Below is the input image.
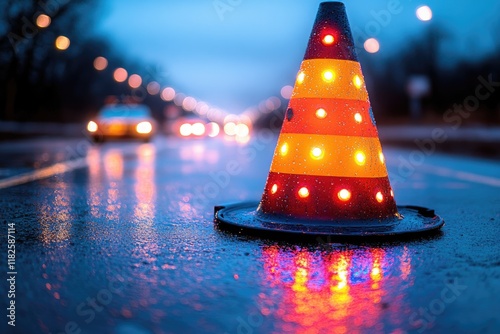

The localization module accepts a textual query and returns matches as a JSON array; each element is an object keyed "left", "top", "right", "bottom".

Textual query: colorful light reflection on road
[{"left": 260, "top": 246, "right": 413, "bottom": 333}]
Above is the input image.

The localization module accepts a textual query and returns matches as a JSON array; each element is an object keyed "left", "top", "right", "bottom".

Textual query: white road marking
[
  {"left": 0, "top": 157, "right": 88, "bottom": 190},
  {"left": 418, "top": 164, "right": 500, "bottom": 188}
]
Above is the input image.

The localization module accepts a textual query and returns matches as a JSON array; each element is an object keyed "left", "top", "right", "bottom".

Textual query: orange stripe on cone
[
  {"left": 270, "top": 133, "right": 387, "bottom": 178},
  {"left": 292, "top": 59, "right": 368, "bottom": 101}
]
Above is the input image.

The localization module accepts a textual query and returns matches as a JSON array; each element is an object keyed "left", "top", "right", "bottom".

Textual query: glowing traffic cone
[{"left": 214, "top": 2, "right": 444, "bottom": 237}]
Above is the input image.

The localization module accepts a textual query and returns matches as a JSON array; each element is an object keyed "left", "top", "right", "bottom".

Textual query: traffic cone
[{"left": 214, "top": 1, "right": 444, "bottom": 238}]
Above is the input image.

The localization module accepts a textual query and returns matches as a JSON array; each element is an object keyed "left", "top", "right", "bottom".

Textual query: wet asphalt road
[{"left": 0, "top": 135, "right": 499, "bottom": 334}]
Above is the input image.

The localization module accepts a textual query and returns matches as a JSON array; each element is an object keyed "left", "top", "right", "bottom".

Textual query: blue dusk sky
[{"left": 95, "top": 0, "right": 500, "bottom": 113}]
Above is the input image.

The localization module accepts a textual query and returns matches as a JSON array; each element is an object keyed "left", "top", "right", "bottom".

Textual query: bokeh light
[
  {"left": 174, "top": 93, "right": 185, "bottom": 106},
  {"left": 113, "top": 68, "right": 128, "bottom": 83},
  {"left": 235, "top": 123, "right": 250, "bottom": 137},
  {"left": 182, "top": 97, "right": 197, "bottom": 111},
  {"left": 416, "top": 5, "right": 433, "bottom": 21},
  {"left": 207, "top": 122, "right": 220, "bottom": 137},
  {"left": 191, "top": 123, "right": 205, "bottom": 136},
  {"left": 36, "top": 14, "right": 51, "bottom": 28},
  {"left": 136, "top": 121, "right": 152, "bottom": 134},
  {"left": 146, "top": 82, "right": 160, "bottom": 95},
  {"left": 161, "top": 87, "right": 176, "bottom": 101},
  {"left": 93, "top": 56, "right": 108, "bottom": 71},
  {"left": 87, "top": 121, "right": 98, "bottom": 133},
  {"left": 224, "top": 122, "right": 237, "bottom": 136},
  {"left": 280, "top": 85, "right": 294, "bottom": 99},
  {"left": 179, "top": 123, "right": 192, "bottom": 137},
  {"left": 128, "top": 74, "right": 142, "bottom": 88},
  {"left": 55, "top": 36, "right": 70, "bottom": 50},
  {"left": 364, "top": 38, "right": 380, "bottom": 53}
]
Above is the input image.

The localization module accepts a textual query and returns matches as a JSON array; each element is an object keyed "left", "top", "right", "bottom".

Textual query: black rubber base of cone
[{"left": 214, "top": 202, "right": 444, "bottom": 240}]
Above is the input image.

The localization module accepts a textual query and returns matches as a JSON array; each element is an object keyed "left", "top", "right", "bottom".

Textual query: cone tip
[{"left": 319, "top": 1, "right": 346, "bottom": 9}]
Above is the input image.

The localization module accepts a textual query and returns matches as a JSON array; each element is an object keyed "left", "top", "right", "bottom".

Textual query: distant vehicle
[{"left": 87, "top": 104, "right": 157, "bottom": 142}]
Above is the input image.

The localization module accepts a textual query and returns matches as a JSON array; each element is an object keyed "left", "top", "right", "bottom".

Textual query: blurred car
[{"left": 87, "top": 104, "right": 157, "bottom": 142}]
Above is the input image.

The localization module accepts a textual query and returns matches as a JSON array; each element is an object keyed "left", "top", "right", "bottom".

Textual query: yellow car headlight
[
  {"left": 87, "top": 121, "right": 98, "bottom": 132},
  {"left": 136, "top": 121, "right": 152, "bottom": 134}
]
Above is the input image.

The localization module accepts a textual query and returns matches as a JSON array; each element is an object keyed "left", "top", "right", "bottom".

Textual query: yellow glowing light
[
  {"left": 113, "top": 68, "right": 128, "bottom": 82},
  {"left": 322, "top": 34, "right": 335, "bottom": 45},
  {"left": 379, "top": 152, "right": 385, "bottom": 163},
  {"left": 36, "top": 14, "right": 51, "bottom": 28},
  {"left": 191, "top": 122, "right": 205, "bottom": 136},
  {"left": 310, "top": 147, "right": 324, "bottom": 160},
  {"left": 87, "top": 121, "right": 98, "bottom": 133},
  {"left": 128, "top": 74, "right": 142, "bottom": 89},
  {"left": 297, "top": 71, "right": 305, "bottom": 84},
  {"left": 364, "top": 38, "right": 380, "bottom": 53},
  {"left": 315, "top": 108, "right": 327, "bottom": 119},
  {"left": 376, "top": 191, "right": 384, "bottom": 203},
  {"left": 337, "top": 189, "right": 351, "bottom": 202},
  {"left": 298, "top": 187, "right": 309, "bottom": 198},
  {"left": 280, "top": 143, "right": 289, "bottom": 156},
  {"left": 322, "top": 70, "right": 335, "bottom": 83},
  {"left": 235, "top": 123, "right": 250, "bottom": 137},
  {"left": 136, "top": 121, "right": 152, "bottom": 134},
  {"left": 224, "top": 122, "right": 237, "bottom": 136},
  {"left": 93, "top": 56, "right": 108, "bottom": 71},
  {"left": 354, "top": 151, "right": 366, "bottom": 166},
  {"left": 390, "top": 189, "right": 394, "bottom": 197},
  {"left": 353, "top": 75, "right": 363, "bottom": 89},
  {"left": 179, "top": 123, "right": 192, "bottom": 137},
  {"left": 271, "top": 184, "right": 278, "bottom": 194},
  {"left": 55, "top": 35, "right": 70, "bottom": 50},
  {"left": 416, "top": 5, "right": 433, "bottom": 21},
  {"left": 354, "top": 112, "right": 363, "bottom": 123}
]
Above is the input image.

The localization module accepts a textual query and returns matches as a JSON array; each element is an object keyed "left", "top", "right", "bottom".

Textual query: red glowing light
[
  {"left": 322, "top": 34, "right": 335, "bottom": 45},
  {"left": 298, "top": 187, "right": 309, "bottom": 198},
  {"left": 338, "top": 189, "right": 351, "bottom": 201}
]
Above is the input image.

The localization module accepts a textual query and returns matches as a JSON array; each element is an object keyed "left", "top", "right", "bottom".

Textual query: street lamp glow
[
  {"left": 364, "top": 38, "right": 380, "bottom": 53},
  {"left": 55, "top": 36, "right": 70, "bottom": 50},
  {"left": 128, "top": 74, "right": 142, "bottom": 88},
  {"left": 36, "top": 14, "right": 51, "bottom": 28},
  {"left": 161, "top": 87, "right": 176, "bottom": 101},
  {"left": 416, "top": 5, "right": 433, "bottom": 21},
  {"left": 113, "top": 68, "right": 128, "bottom": 83},
  {"left": 93, "top": 57, "right": 108, "bottom": 71},
  {"left": 280, "top": 85, "right": 293, "bottom": 99},
  {"left": 146, "top": 82, "right": 160, "bottom": 95}
]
